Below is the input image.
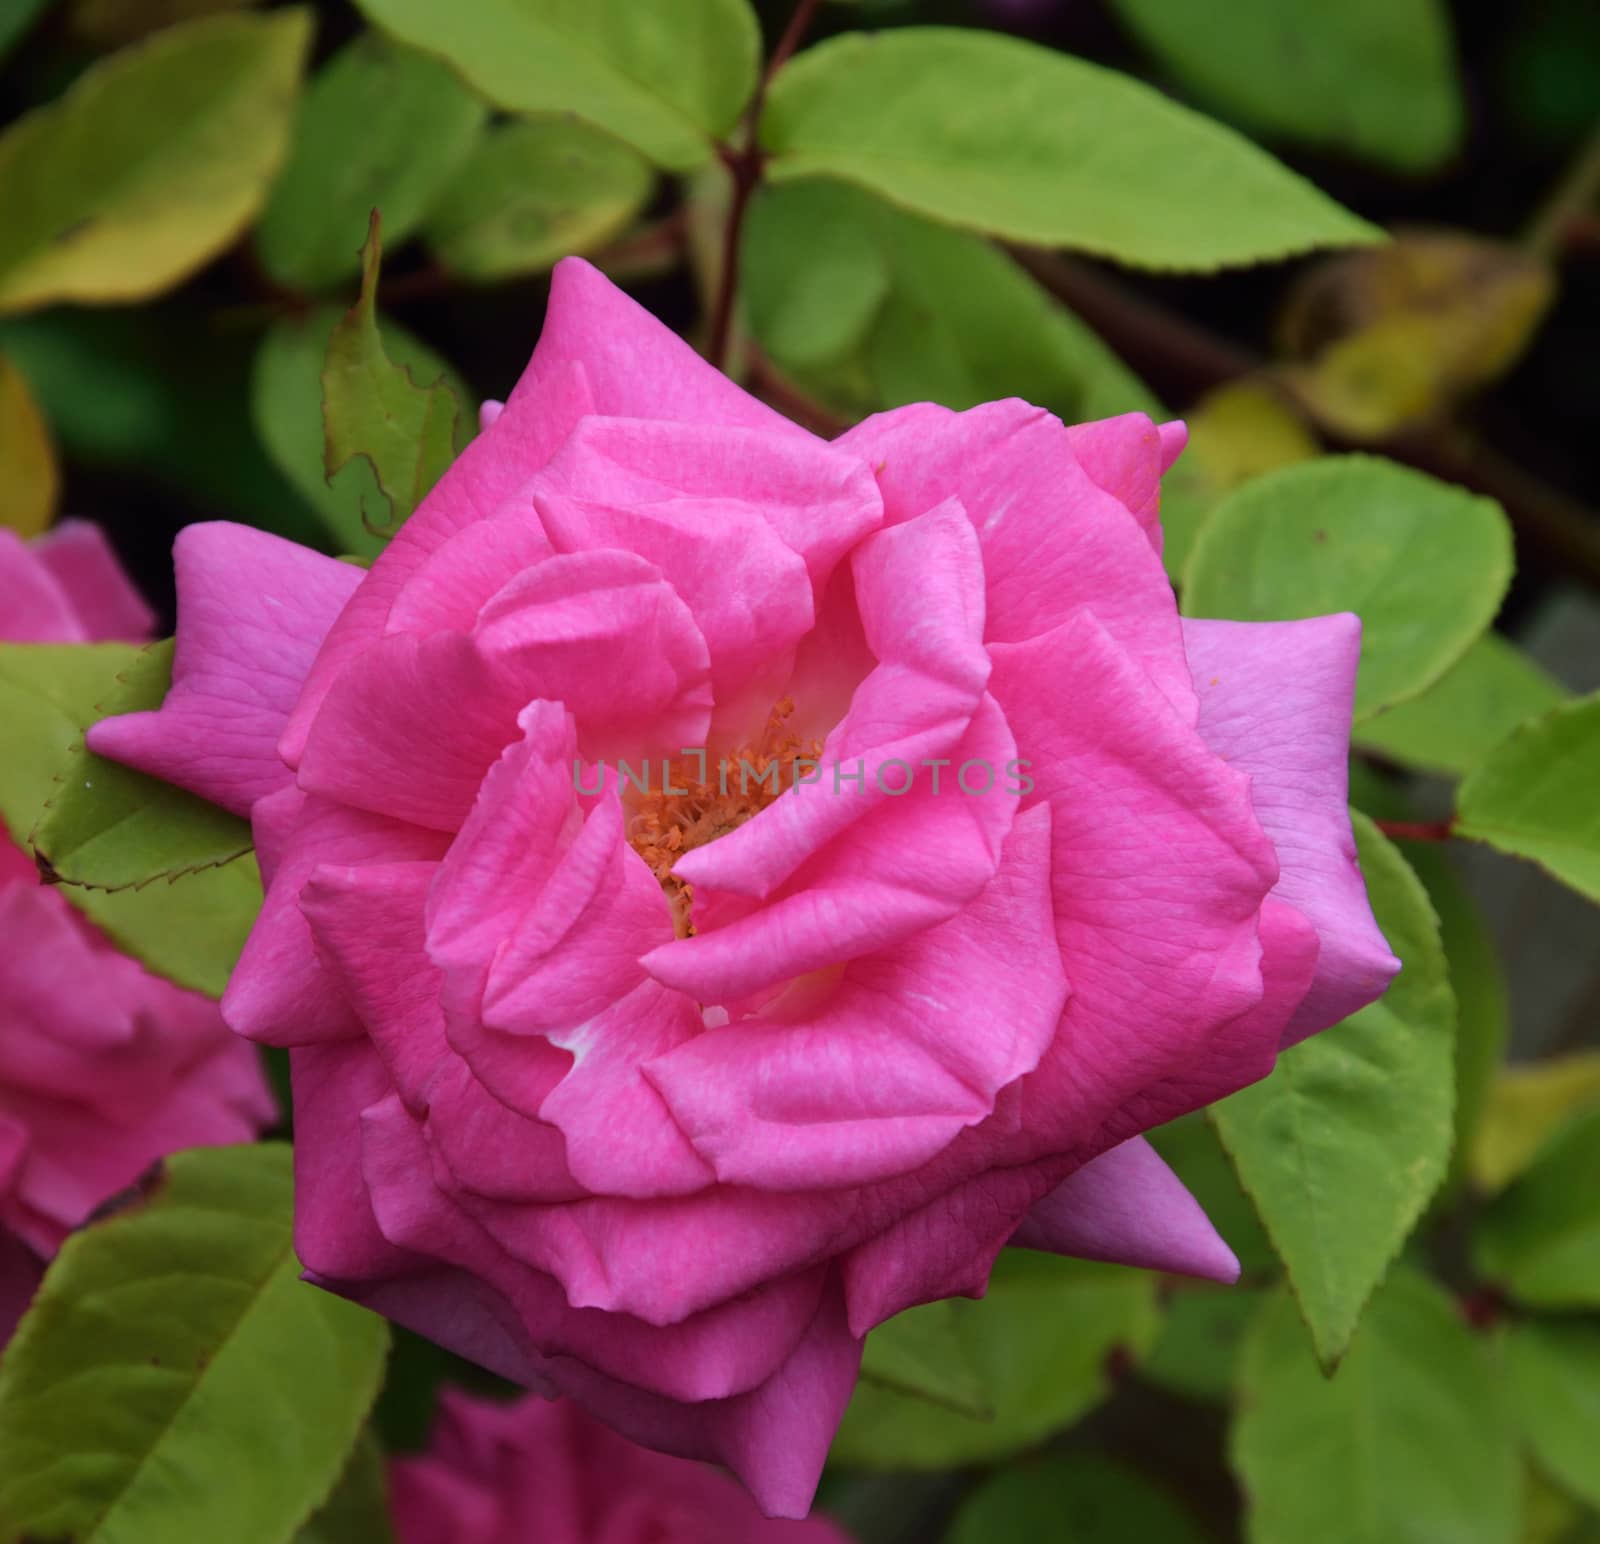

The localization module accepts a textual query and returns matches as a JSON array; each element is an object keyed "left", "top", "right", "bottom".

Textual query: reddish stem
[
  {"left": 1373, "top": 818, "right": 1456, "bottom": 843},
  {"left": 706, "top": 0, "right": 823, "bottom": 371}
]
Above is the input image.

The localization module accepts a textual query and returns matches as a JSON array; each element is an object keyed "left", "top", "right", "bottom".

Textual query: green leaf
[
  {"left": 423, "top": 114, "right": 653, "bottom": 282},
  {"left": 1356, "top": 633, "right": 1568, "bottom": 778},
  {"left": 857, "top": 1297, "right": 989, "bottom": 1418},
  {"left": 1406, "top": 843, "right": 1510, "bottom": 1197},
  {"left": 73, "top": 857, "right": 263, "bottom": 999},
  {"left": 1456, "top": 693, "right": 1600, "bottom": 903},
  {"left": 27, "top": 639, "right": 253, "bottom": 889},
  {"left": 0, "top": 1145, "right": 390, "bottom": 1544},
  {"left": 1506, "top": 1318, "right": 1600, "bottom": 1512},
  {"left": 0, "top": 640, "right": 260, "bottom": 995},
  {"left": 256, "top": 32, "right": 486, "bottom": 293},
  {"left": 1210, "top": 814, "right": 1455, "bottom": 1368},
  {"left": 0, "top": 641, "right": 139, "bottom": 848},
  {"left": 322, "top": 213, "right": 467, "bottom": 541},
  {"left": 351, "top": 0, "right": 759, "bottom": 170},
  {"left": 1473, "top": 1053, "right": 1600, "bottom": 1194},
  {"left": 0, "top": 9, "right": 312, "bottom": 314},
  {"left": 295, "top": 1427, "right": 394, "bottom": 1544},
  {"left": 0, "top": 352, "right": 58, "bottom": 536},
  {"left": 1182, "top": 456, "right": 1513, "bottom": 722},
  {"left": 743, "top": 178, "right": 1163, "bottom": 425},
  {"left": 829, "top": 1254, "right": 1160, "bottom": 1469},
  {"left": 1475, "top": 1106, "right": 1600, "bottom": 1309},
  {"left": 759, "top": 28, "right": 1380, "bottom": 271},
  {"left": 253, "top": 302, "right": 470, "bottom": 557},
  {"left": 1232, "top": 1270, "right": 1520, "bottom": 1544},
  {"left": 948, "top": 1454, "right": 1207, "bottom": 1544},
  {"left": 1107, "top": 0, "right": 1463, "bottom": 173},
  {"left": 1141, "top": 1286, "right": 1263, "bottom": 1403}
]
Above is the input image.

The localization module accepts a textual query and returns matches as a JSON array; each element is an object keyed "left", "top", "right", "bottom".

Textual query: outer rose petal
[
  {"left": 988, "top": 608, "right": 1282, "bottom": 1139},
  {"left": 1010, "top": 1135, "right": 1239, "bottom": 1283},
  {"left": 0, "top": 1226, "right": 43, "bottom": 1346},
  {"left": 836, "top": 399, "right": 1196, "bottom": 720},
  {"left": 87, "top": 523, "right": 363, "bottom": 817},
  {"left": 31, "top": 519, "right": 155, "bottom": 640},
  {"left": 1181, "top": 616, "right": 1400, "bottom": 1041}
]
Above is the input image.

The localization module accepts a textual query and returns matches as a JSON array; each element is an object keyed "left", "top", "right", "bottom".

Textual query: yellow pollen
[{"left": 626, "top": 698, "right": 823, "bottom": 938}]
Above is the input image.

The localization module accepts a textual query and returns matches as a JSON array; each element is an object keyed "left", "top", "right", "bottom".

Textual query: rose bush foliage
[
  {"left": 90, "top": 260, "right": 1396, "bottom": 1514},
  {"left": 0, "top": 522, "right": 277, "bottom": 1342}
]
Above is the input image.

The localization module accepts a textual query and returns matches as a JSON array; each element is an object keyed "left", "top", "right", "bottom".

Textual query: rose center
[{"left": 625, "top": 697, "right": 823, "bottom": 938}]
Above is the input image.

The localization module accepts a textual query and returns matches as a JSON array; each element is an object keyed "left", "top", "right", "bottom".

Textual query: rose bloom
[
  {"left": 0, "top": 521, "right": 277, "bottom": 1341},
  {"left": 391, "top": 1390, "right": 849, "bottom": 1543},
  {"left": 92, "top": 261, "right": 1396, "bottom": 1515}
]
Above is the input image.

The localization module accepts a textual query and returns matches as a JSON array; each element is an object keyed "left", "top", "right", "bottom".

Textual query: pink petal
[
  {"left": 540, "top": 1277, "right": 861, "bottom": 1520},
  {"left": 988, "top": 608, "right": 1282, "bottom": 1138},
  {"left": 299, "top": 860, "right": 448, "bottom": 1111},
  {"left": 472, "top": 549, "right": 713, "bottom": 761},
  {"left": 223, "top": 792, "right": 447, "bottom": 1046},
  {"left": 1064, "top": 412, "right": 1168, "bottom": 548},
  {"left": 665, "top": 498, "right": 990, "bottom": 906},
  {"left": 87, "top": 524, "right": 363, "bottom": 817},
  {"left": 359, "top": 1092, "right": 844, "bottom": 1406},
  {"left": 1010, "top": 1135, "right": 1239, "bottom": 1283},
  {"left": 1181, "top": 617, "right": 1399, "bottom": 1042},
  {"left": 838, "top": 399, "right": 1196, "bottom": 720},
  {"left": 31, "top": 519, "right": 154, "bottom": 641},
  {"left": 525, "top": 413, "right": 881, "bottom": 595},
  {"left": 384, "top": 511, "right": 554, "bottom": 640},
  {"left": 533, "top": 490, "right": 814, "bottom": 733},
  {"left": 647, "top": 803, "right": 1066, "bottom": 1190},
  {"left": 841, "top": 1148, "right": 1079, "bottom": 1334},
  {"left": 521, "top": 257, "right": 815, "bottom": 441},
  {"left": 0, "top": 528, "right": 84, "bottom": 641},
  {"left": 476, "top": 798, "right": 710, "bottom": 1199}
]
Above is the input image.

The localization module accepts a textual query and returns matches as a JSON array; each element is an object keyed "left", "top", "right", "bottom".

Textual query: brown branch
[
  {"left": 1524, "top": 119, "right": 1600, "bottom": 260},
  {"left": 1012, "top": 246, "right": 1600, "bottom": 591},
  {"left": 707, "top": 0, "right": 823, "bottom": 370}
]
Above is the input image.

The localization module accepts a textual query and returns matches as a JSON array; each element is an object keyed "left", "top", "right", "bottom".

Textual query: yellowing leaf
[
  {"left": 0, "top": 10, "right": 312, "bottom": 314},
  {"left": 0, "top": 354, "right": 58, "bottom": 535},
  {"left": 1280, "top": 232, "right": 1554, "bottom": 441}
]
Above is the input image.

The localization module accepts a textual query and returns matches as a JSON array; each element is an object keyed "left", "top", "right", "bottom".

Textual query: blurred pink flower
[
  {"left": 391, "top": 1390, "right": 850, "bottom": 1544},
  {"left": 91, "top": 260, "right": 1396, "bottom": 1514},
  {"left": 0, "top": 521, "right": 277, "bottom": 1342}
]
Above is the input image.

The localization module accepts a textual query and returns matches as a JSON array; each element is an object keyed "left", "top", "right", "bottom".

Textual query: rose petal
[
  {"left": 1181, "top": 616, "right": 1399, "bottom": 1042},
  {"left": 87, "top": 523, "right": 363, "bottom": 816}
]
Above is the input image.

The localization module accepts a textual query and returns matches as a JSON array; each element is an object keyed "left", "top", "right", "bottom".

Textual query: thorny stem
[
  {"left": 707, "top": 0, "right": 823, "bottom": 370},
  {"left": 1373, "top": 818, "right": 1457, "bottom": 844}
]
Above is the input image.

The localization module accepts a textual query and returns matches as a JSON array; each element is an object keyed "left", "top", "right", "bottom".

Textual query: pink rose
[
  {"left": 0, "top": 522, "right": 277, "bottom": 1342},
  {"left": 391, "top": 1390, "right": 850, "bottom": 1544},
  {"left": 91, "top": 260, "right": 1397, "bottom": 1515}
]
